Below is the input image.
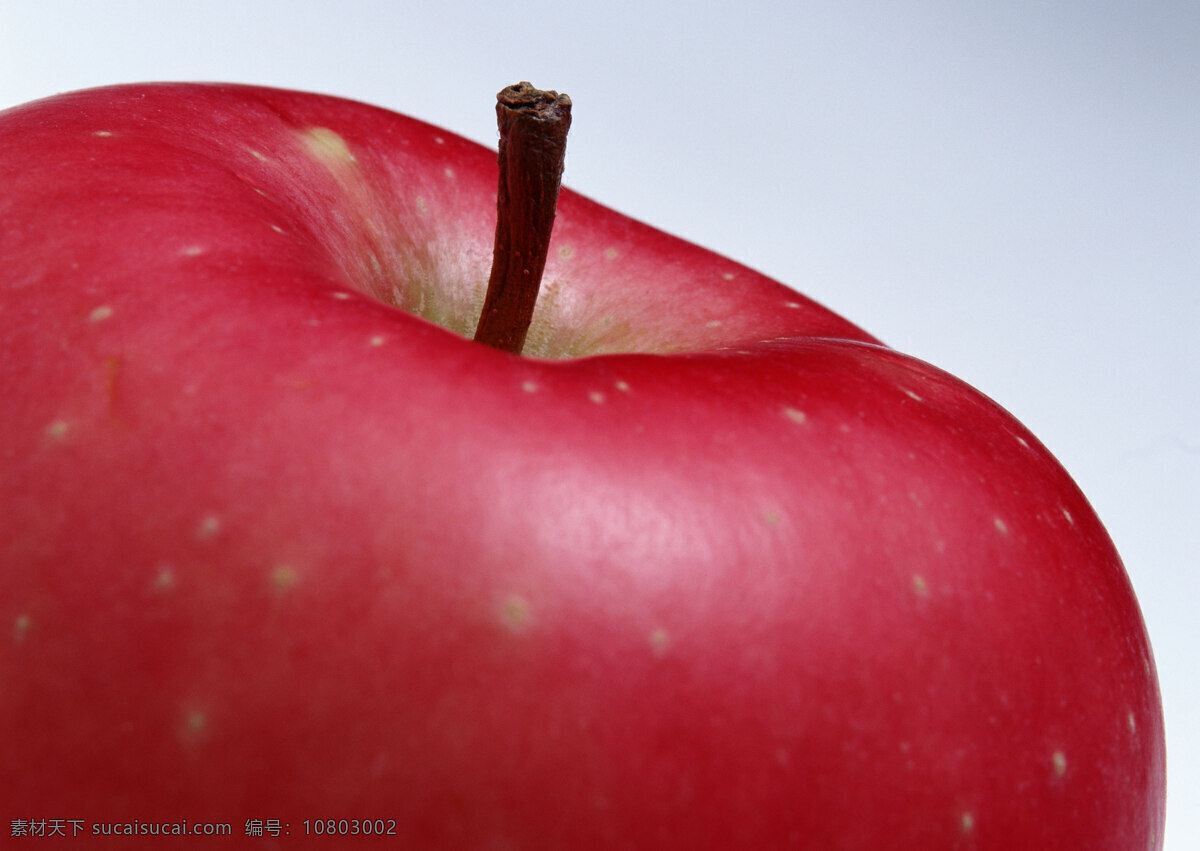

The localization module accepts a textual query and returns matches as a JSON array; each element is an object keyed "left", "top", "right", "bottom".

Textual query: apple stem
[{"left": 473, "top": 82, "right": 572, "bottom": 354}]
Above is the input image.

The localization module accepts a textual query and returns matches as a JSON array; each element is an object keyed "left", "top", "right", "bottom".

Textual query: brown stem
[{"left": 473, "top": 82, "right": 572, "bottom": 354}]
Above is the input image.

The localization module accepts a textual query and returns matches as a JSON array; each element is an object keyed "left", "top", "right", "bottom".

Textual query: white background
[{"left": 3, "top": 1, "right": 1196, "bottom": 845}]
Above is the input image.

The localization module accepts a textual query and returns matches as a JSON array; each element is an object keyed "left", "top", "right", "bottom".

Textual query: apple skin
[{"left": 0, "top": 83, "right": 1164, "bottom": 848}]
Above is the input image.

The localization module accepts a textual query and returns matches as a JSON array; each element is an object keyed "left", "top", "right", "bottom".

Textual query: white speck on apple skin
[
  {"left": 784, "top": 408, "right": 807, "bottom": 425},
  {"left": 614, "top": 380, "right": 631, "bottom": 393},
  {"left": 911, "top": 575, "right": 929, "bottom": 597},
  {"left": 13, "top": 613, "right": 32, "bottom": 643},
  {"left": 248, "top": 148, "right": 267, "bottom": 162},
  {"left": 784, "top": 301, "right": 802, "bottom": 309},
  {"left": 705, "top": 320, "right": 723, "bottom": 329},
  {"left": 1128, "top": 711, "right": 1137, "bottom": 734},
  {"left": 92, "top": 130, "right": 113, "bottom": 138},
  {"left": 45, "top": 420, "right": 70, "bottom": 441},
  {"left": 271, "top": 565, "right": 299, "bottom": 592},
  {"left": 369, "top": 335, "right": 386, "bottom": 347},
  {"left": 443, "top": 167, "right": 455, "bottom": 179},
  {"left": 88, "top": 305, "right": 113, "bottom": 322},
  {"left": 589, "top": 391, "right": 605, "bottom": 405},
  {"left": 603, "top": 247, "right": 618, "bottom": 260},
  {"left": 181, "top": 710, "right": 208, "bottom": 742},
  {"left": 1062, "top": 508, "right": 1074, "bottom": 525},
  {"left": 180, "top": 245, "right": 204, "bottom": 257},
  {"left": 331, "top": 291, "right": 353, "bottom": 301},
  {"left": 960, "top": 812, "right": 975, "bottom": 833},
  {"left": 152, "top": 565, "right": 176, "bottom": 592},
  {"left": 558, "top": 245, "right": 574, "bottom": 260},
  {"left": 521, "top": 381, "right": 538, "bottom": 393},
  {"left": 993, "top": 517, "right": 1009, "bottom": 535},
  {"left": 650, "top": 628, "right": 670, "bottom": 656},
  {"left": 721, "top": 272, "right": 736, "bottom": 281},
  {"left": 1052, "top": 750, "right": 1068, "bottom": 777},
  {"left": 196, "top": 515, "right": 221, "bottom": 540},
  {"left": 499, "top": 595, "right": 533, "bottom": 633},
  {"left": 902, "top": 388, "right": 923, "bottom": 402}
]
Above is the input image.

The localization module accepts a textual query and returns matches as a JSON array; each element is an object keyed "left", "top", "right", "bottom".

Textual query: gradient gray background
[{"left": 3, "top": 1, "right": 1195, "bottom": 845}]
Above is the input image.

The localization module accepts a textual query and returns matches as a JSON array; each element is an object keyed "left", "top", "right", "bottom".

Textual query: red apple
[{"left": 0, "top": 83, "right": 1164, "bottom": 848}]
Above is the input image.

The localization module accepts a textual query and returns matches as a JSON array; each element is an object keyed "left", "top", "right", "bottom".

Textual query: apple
[{"left": 0, "top": 82, "right": 1164, "bottom": 848}]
